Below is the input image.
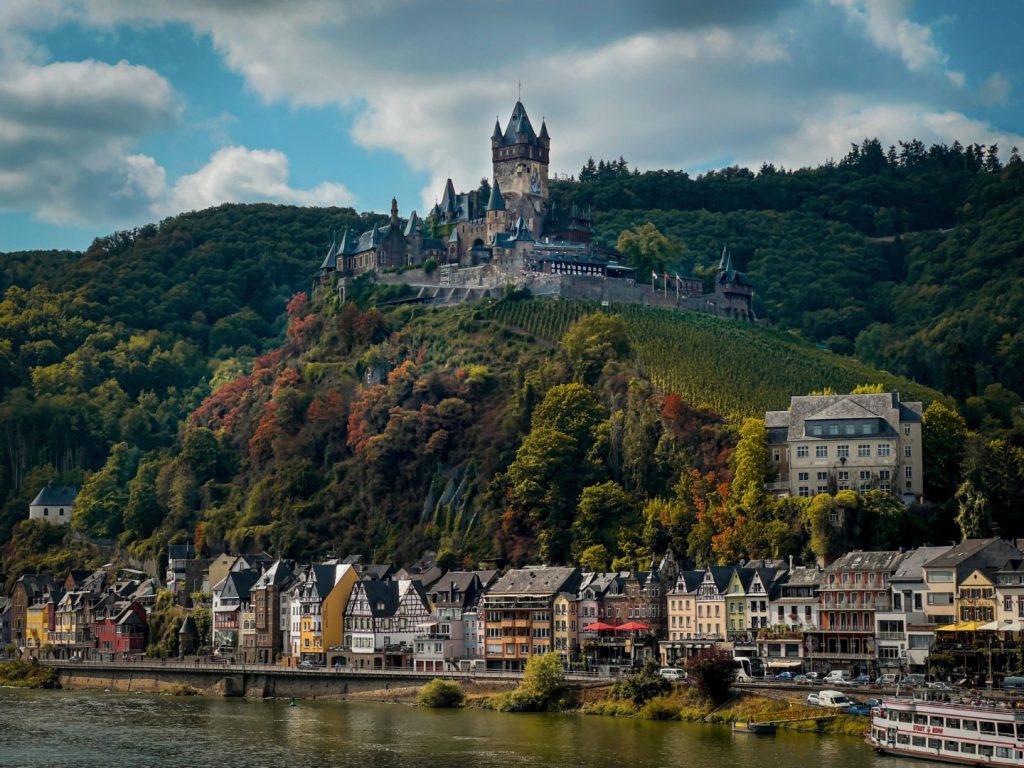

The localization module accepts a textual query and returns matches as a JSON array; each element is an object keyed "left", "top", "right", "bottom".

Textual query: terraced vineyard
[{"left": 485, "top": 298, "right": 946, "bottom": 417}]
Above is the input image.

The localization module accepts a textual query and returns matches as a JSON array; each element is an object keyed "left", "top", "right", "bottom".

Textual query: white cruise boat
[{"left": 867, "top": 692, "right": 1024, "bottom": 765}]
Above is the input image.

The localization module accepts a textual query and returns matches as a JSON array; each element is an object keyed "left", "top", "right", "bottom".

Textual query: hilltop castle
[{"left": 317, "top": 101, "right": 755, "bottom": 320}]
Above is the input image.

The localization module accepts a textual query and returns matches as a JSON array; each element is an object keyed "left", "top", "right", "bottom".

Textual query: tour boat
[
  {"left": 867, "top": 692, "right": 1024, "bottom": 765},
  {"left": 733, "top": 720, "right": 777, "bottom": 735}
]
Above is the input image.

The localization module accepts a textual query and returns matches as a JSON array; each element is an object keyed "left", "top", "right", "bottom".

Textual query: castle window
[{"left": 43, "top": 508, "right": 48, "bottom": 516}]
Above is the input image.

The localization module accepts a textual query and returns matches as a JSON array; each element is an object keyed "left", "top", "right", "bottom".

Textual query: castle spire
[
  {"left": 487, "top": 177, "right": 505, "bottom": 212},
  {"left": 390, "top": 197, "right": 399, "bottom": 226},
  {"left": 492, "top": 118, "right": 502, "bottom": 141}
]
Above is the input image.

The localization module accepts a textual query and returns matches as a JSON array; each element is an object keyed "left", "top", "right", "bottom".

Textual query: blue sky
[{"left": 1, "top": 0, "right": 1022, "bottom": 252}]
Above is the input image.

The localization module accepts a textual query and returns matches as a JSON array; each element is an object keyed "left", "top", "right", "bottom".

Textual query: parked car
[
  {"left": 298, "top": 660, "right": 314, "bottom": 669},
  {"left": 851, "top": 674, "right": 871, "bottom": 686},
  {"left": 875, "top": 673, "right": 897, "bottom": 686},
  {"left": 900, "top": 674, "right": 926, "bottom": 688},
  {"left": 846, "top": 703, "right": 871, "bottom": 716},
  {"left": 659, "top": 667, "right": 685, "bottom": 681},
  {"left": 818, "top": 689, "right": 854, "bottom": 709},
  {"left": 793, "top": 674, "right": 810, "bottom": 684},
  {"left": 927, "top": 681, "right": 954, "bottom": 691},
  {"left": 773, "top": 671, "right": 797, "bottom": 681},
  {"left": 805, "top": 693, "right": 820, "bottom": 706},
  {"left": 824, "top": 670, "right": 852, "bottom": 685}
]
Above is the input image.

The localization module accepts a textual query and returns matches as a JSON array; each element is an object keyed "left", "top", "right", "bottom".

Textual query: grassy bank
[
  {"left": 0, "top": 660, "right": 60, "bottom": 689},
  {"left": 581, "top": 687, "right": 868, "bottom": 736}
]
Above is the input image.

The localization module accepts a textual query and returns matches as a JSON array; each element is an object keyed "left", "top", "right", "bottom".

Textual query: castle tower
[
  {"left": 485, "top": 177, "right": 505, "bottom": 241},
  {"left": 491, "top": 101, "right": 549, "bottom": 208}
]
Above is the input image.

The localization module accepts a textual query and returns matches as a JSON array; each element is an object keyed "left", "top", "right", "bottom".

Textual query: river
[{"left": 0, "top": 688, "right": 923, "bottom": 768}]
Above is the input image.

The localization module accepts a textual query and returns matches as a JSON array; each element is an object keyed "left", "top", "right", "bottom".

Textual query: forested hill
[
  {"left": 551, "top": 141, "right": 1024, "bottom": 421},
  {"left": 0, "top": 138, "right": 1022, "bottom": 580}
]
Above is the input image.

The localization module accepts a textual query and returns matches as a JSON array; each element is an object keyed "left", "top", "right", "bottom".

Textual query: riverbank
[
  {"left": 578, "top": 685, "right": 866, "bottom": 735},
  {"left": 0, "top": 659, "right": 60, "bottom": 688}
]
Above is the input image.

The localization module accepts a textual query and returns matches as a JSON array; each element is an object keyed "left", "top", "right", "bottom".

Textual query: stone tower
[{"left": 491, "top": 101, "right": 550, "bottom": 224}]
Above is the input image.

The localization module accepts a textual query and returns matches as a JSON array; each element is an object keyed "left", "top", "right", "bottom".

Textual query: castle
[{"left": 318, "top": 100, "right": 755, "bottom": 320}]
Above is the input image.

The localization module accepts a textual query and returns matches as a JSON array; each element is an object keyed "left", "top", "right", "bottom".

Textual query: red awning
[
  {"left": 583, "top": 622, "right": 617, "bottom": 631},
  {"left": 615, "top": 621, "right": 652, "bottom": 631}
]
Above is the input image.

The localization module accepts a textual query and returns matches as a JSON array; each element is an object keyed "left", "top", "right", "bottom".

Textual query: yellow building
[
  {"left": 298, "top": 563, "right": 357, "bottom": 663},
  {"left": 25, "top": 602, "right": 48, "bottom": 655},
  {"left": 552, "top": 591, "right": 580, "bottom": 664},
  {"left": 957, "top": 568, "right": 997, "bottom": 625}
]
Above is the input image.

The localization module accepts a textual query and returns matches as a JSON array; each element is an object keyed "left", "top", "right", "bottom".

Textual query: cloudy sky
[{"left": 2, "top": 0, "right": 1023, "bottom": 251}]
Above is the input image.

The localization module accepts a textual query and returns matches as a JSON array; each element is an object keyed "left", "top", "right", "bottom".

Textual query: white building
[{"left": 28, "top": 484, "right": 77, "bottom": 525}]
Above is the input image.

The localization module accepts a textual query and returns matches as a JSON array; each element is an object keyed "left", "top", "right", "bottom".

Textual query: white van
[
  {"left": 817, "top": 689, "right": 853, "bottom": 709},
  {"left": 824, "top": 670, "right": 852, "bottom": 685}
]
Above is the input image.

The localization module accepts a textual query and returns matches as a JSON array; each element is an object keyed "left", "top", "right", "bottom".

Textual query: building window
[
  {"left": 837, "top": 445, "right": 849, "bottom": 459},
  {"left": 837, "top": 470, "right": 849, "bottom": 481},
  {"left": 798, "top": 486, "right": 810, "bottom": 497},
  {"left": 796, "top": 446, "right": 809, "bottom": 458},
  {"left": 817, "top": 471, "right": 828, "bottom": 480},
  {"left": 904, "top": 424, "right": 911, "bottom": 436},
  {"left": 904, "top": 445, "right": 912, "bottom": 458},
  {"left": 878, "top": 470, "right": 890, "bottom": 480},
  {"left": 858, "top": 445, "right": 870, "bottom": 458},
  {"left": 859, "top": 470, "right": 871, "bottom": 481},
  {"left": 798, "top": 472, "right": 809, "bottom": 481},
  {"left": 773, "top": 449, "right": 780, "bottom": 462},
  {"left": 877, "top": 444, "right": 891, "bottom": 457},
  {"left": 816, "top": 445, "right": 828, "bottom": 459}
]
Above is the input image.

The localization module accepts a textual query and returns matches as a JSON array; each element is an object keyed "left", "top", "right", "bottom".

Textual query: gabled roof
[
  {"left": 672, "top": 570, "right": 705, "bottom": 594},
  {"left": 30, "top": 484, "right": 77, "bottom": 507},
  {"left": 768, "top": 392, "right": 922, "bottom": 442},
  {"left": 826, "top": 550, "right": 905, "bottom": 573},
  {"left": 705, "top": 565, "right": 734, "bottom": 592},
  {"left": 489, "top": 566, "right": 580, "bottom": 597},
  {"left": 320, "top": 238, "right": 338, "bottom": 271},
  {"left": 360, "top": 579, "right": 400, "bottom": 618},
  {"left": 807, "top": 398, "right": 887, "bottom": 422},
  {"left": 219, "top": 570, "right": 260, "bottom": 602},
  {"left": 890, "top": 546, "right": 951, "bottom": 582},
  {"left": 253, "top": 559, "right": 295, "bottom": 590},
  {"left": 924, "top": 539, "right": 1022, "bottom": 575},
  {"left": 403, "top": 211, "right": 420, "bottom": 237}
]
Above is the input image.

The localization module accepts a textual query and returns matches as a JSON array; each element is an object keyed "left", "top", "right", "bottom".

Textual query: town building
[
  {"left": 246, "top": 559, "right": 295, "bottom": 664},
  {"left": 481, "top": 566, "right": 581, "bottom": 671},
  {"left": 342, "top": 578, "right": 431, "bottom": 669},
  {"left": 211, "top": 569, "right": 260, "bottom": 655},
  {"left": 27, "top": 484, "right": 77, "bottom": 525},
  {"left": 816, "top": 549, "right": 906, "bottom": 676},
  {"left": 296, "top": 562, "right": 358, "bottom": 665},
  {"left": 10, "top": 574, "right": 55, "bottom": 651},
  {"left": 765, "top": 391, "right": 924, "bottom": 503}
]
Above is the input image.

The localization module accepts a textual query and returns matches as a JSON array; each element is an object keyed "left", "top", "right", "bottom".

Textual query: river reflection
[{"left": 0, "top": 688, "right": 927, "bottom": 768}]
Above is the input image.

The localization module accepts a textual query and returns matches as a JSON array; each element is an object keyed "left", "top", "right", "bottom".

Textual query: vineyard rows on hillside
[{"left": 485, "top": 299, "right": 944, "bottom": 416}]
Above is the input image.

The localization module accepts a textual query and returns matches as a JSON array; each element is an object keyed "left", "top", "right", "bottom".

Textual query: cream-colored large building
[{"left": 765, "top": 392, "right": 923, "bottom": 502}]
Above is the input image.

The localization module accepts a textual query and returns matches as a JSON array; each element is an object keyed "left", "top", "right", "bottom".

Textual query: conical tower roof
[{"left": 487, "top": 178, "right": 505, "bottom": 211}]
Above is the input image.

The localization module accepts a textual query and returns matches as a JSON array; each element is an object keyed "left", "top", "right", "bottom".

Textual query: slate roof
[
  {"left": 890, "top": 546, "right": 950, "bottom": 582},
  {"left": 360, "top": 580, "right": 400, "bottom": 618},
  {"left": 220, "top": 570, "right": 260, "bottom": 602},
  {"left": 429, "top": 572, "right": 481, "bottom": 610},
  {"left": 489, "top": 566, "right": 580, "bottom": 597},
  {"left": 997, "top": 559, "right": 1024, "bottom": 574},
  {"left": 766, "top": 392, "right": 923, "bottom": 442},
  {"left": 253, "top": 559, "right": 295, "bottom": 590},
  {"left": 924, "top": 538, "right": 1023, "bottom": 576},
  {"left": 825, "top": 550, "right": 906, "bottom": 573},
  {"left": 30, "top": 484, "right": 77, "bottom": 507},
  {"left": 499, "top": 101, "right": 539, "bottom": 147},
  {"left": 17, "top": 574, "right": 55, "bottom": 599},
  {"left": 672, "top": 570, "right": 706, "bottom": 594},
  {"left": 487, "top": 178, "right": 505, "bottom": 211},
  {"left": 179, "top": 615, "right": 197, "bottom": 636}
]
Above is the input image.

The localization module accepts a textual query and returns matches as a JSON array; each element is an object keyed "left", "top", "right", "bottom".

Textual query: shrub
[
  {"left": 613, "top": 660, "right": 671, "bottom": 706},
  {"left": 684, "top": 648, "right": 737, "bottom": 704},
  {"left": 423, "top": 258, "right": 438, "bottom": 275},
  {"left": 417, "top": 678, "right": 465, "bottom": 708},
  {"left": 638, "top": 696, "right": 682, "bottom": 720}
]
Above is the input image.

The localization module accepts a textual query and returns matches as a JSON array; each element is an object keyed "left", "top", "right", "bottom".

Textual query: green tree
[
  {"left": 73, "top": 442, "right": 142, "bottom": 538},
  {"left": 579, "top": 544, "right": 611, "bottom": 571},
  {"left": 616, "top": 222, "right": 685, "bottom": 276},
  {"left": 955, "top": 479, "right": 992, "bottom": 540},
  {"left": 685, "top": 648, "right": 737, "bottom": 704},
  {"left": 521, "top": 651, "right": 565, "bottom": 702},
  {"left": 922, "top": 402, "right": 968, "bottom": 502},
  {"left": 614, "top": 660, "right": 672, "bottom": 706},
  {"left": 571, "top": 481, "right": 637, "bottom": 560},
  {"left": 560, "top": 314, "right": 630, "bottom": 386}
]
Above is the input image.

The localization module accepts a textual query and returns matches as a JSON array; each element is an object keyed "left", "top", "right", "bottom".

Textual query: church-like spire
[
  {"left": 492, "top": 118, "right": 502, "bottom": 141},
  {"left": 539, "top": 119, "right": 549, "bottom": 141},
  {"left": 487, "top": 177, "right": 505, "bottom": 212},
  {"left": 390, "top": 197, "right": 399, "bottom": 226}
]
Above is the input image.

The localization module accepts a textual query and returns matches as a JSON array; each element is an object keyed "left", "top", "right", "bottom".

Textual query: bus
[{"left": 734, "top": 656, "right": 765, "bottom": 681}]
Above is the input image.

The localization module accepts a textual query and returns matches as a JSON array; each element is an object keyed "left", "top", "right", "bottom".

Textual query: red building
[{"left": 94, "top": 602, "right": 147, "bottom": 658}]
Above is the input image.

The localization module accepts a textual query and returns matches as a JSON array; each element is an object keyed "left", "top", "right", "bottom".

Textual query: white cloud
[
  {"left": 981, "top": 72, "right": 1011, "bottom": 106},
  {"left": 160, "top": 146, "right": 354, "bottom": 216},
  {"left": 828, "top": 0, "right": 960, "bottom": 84},
  {"left": 0, "top": 57, "right": 180, "bottom": 223},
  {"left": 741, "top": 101, "right": 1024, "bottom": 170}
]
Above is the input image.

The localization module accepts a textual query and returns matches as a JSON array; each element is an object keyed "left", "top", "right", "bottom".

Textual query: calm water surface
[{"left": 0, "top": 688, "right": 927, "bottom": 768}]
